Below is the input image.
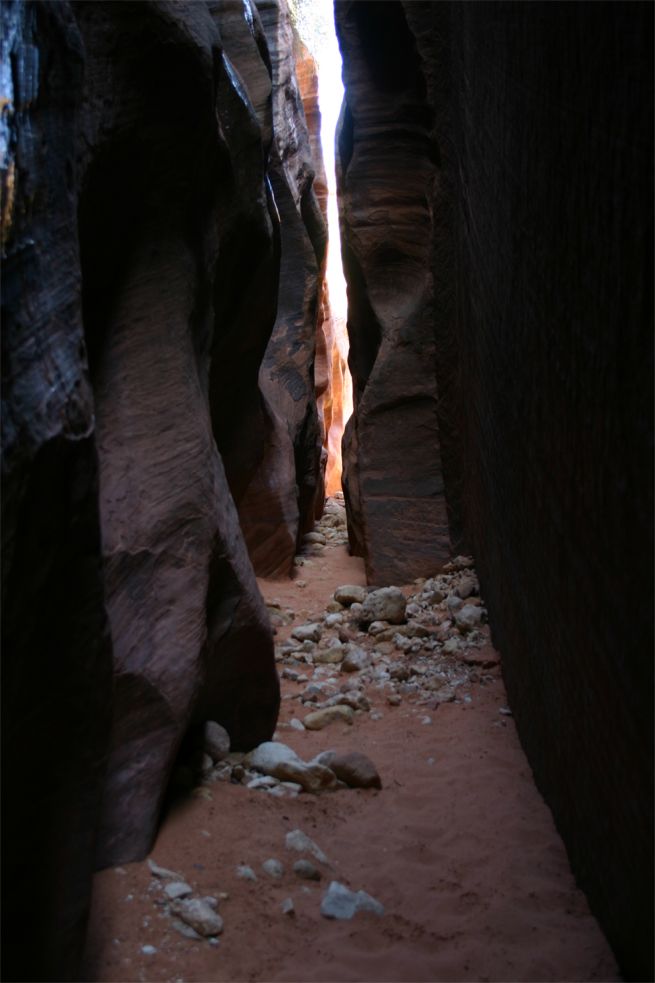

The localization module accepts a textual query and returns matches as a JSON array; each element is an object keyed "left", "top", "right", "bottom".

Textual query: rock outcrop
[
  {"left": 336, "top": 3, "right": 653, "bottom": 980},
  {"left": 0, "top": 0, "right": 336, "bottom": 975},
  {"left": 226, "top": 0, "right": 327, "bottom": 578},
  {"left": 336, "top": 2, "right": 451, "bottom": 585}
]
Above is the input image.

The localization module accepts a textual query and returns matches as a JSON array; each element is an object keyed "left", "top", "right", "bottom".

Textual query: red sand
[{"left": 84, "top": 544, "right": 619, "bottom": 983}]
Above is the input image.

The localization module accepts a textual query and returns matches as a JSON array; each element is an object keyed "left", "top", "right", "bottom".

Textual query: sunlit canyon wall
[{"left": 335, "top": 2, "right": 653, "bottom": 979}]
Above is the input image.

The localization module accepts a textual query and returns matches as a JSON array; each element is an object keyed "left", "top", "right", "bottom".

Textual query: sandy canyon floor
[{"left": 84, "top": 500, "right": 619, "bottom": 983}]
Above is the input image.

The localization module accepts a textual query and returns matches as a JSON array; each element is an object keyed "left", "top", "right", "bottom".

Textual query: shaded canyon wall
[
  {"left": 1, "top": 0, "right": 327, "bottom": 978},
  {"left": 335, "top": 1, "right": 653, "bottom": 979}
]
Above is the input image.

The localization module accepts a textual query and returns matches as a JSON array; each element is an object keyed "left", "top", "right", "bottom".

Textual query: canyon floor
[{"left": 84, "top": 500, "right": 619, "bottom": 983}]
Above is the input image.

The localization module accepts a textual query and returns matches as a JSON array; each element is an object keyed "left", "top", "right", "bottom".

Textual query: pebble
[
  {"left": 204, "top": 721, "right": 231, "bottom": 762},
  {"left": 320, "top": 881, "right": 385, "bottom": 920},
  {"left": 324, "top": 612, "right": 343, "bottom": 627},
  {"left": 360, "top": 587, "right": 407, "bottom": 625},
  {"left": 164, "top": 881, "right": 193, "bottom": 900},
  {"left": 148, "top": 859, "right": 183, "bottom": 881},
  {"left": 316, "top": 751, "right": 382, "bottom": 789},
  {"left": 171, "top": 898, "right": 224, "bottom": 937},
  {"left": 292, "top": 622, "right": 323, "bottom": 642},
  {"left": 499, "top": 706, "right": 513, "bottom": 716},
  {"left": 285, "top": 829, "right": 330, "bottom": 865},
  {"left": 262, "top": 859, "right": 284, "bottom": 879},
  {"left": 455, "top": 604, "right": 484, "bottom": 632},
  {"left": 281, "top": 897, "right": 295, "bottom": 916},
  {"left": 289, "top": 718, "right": 305, "bottom": 731},
  {"left": 334, "top": 584, "right": 367, "bottom": 606},
  {"left": 341, "top": 646, "right": 370, "bottom": 673},
  {"left": 236, "top": 865, "right": 257, "bottom": 881},
  {"left": 141, "top": 945, "right": 157, "bottom": 956},
  {"left": 303, "top": 705, "right": 354, "bottom": 730},
  {"left": 421, "top": 716, "right": 432, "bottom": 725},
  {"left": 293, "top": 859, "right": 321, "bottom": 881}
]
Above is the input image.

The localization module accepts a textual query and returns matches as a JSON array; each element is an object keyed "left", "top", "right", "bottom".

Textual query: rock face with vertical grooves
[
  {"left": 0, "top": 1, "right": 313, "bottom": 976},
  {"left": 252, "top": 0, "right": 327, "bottom": 571},
  {"left": 336, "top": 1, "right": 451, "bottom": 586},
  {"left": 337, "top": 3, "right": 653, "bottom": 980}
]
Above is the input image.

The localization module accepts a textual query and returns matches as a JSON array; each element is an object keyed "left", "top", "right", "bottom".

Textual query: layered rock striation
[
  {"left": 336, "top": 2, "right": 653, "bottom": 979},
  {"left": 0, "top": 1, "right": 326, "bottom": 977},
  {"left": 336, "top": 1, "right": 451, "bottom": 585}
]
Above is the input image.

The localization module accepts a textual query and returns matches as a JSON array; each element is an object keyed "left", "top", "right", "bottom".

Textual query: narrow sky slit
[{"left": 292, "top": 0, "right": 353, "bottom": 495}]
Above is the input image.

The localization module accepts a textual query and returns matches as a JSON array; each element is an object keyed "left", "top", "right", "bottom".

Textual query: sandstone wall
[
  {"left": 336, "top": 2, "right": 653, "bottom": 978},
  {"left": 0, "top": 0, "right": 332, "bottom": 976}
]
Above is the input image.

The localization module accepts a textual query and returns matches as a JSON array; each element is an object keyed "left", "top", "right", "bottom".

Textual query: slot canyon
[{"left": 0, "top": 1, "right": 652, "bottom": 982}]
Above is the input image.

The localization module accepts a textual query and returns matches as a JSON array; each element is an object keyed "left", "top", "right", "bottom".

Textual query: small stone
[
  {"left": 171, "top": 918, "right": 203, "bottom": 940},
  {"left": 368, "top": 620, "right": 387, "bottom": 635},
  {"left": 314, "top": 645, "right": 345, "bottom": 664},
  {"left": 499, "top": 706, "right": 513, "bottom": 716},
  {"left": 324, "top": 612, "right": 343, "bottom": 627},
  {"left": 455, "top": 604, "right": 484, "bottom": 632},
  {"left": 236, "top": 865, "right": 257, "bottom": 881},
  {"left": 281, "top": 897, "right": 295, "bottom": 916},
  {"left": 304, "top": 531, "right": 326, "bottom": 545},
  {"left": 341, "top": 646, "right": 370, "bottom": 673},
  {"left": 164, "top": 881, "right": 193, "bottom": 900},
  {"left": 296, "top": 580, "right": 307, "bottom": 588},
  {"left": 148, "top": 859, "right": 183, "bottom": 881},
  {"left": 171, "top": 898, "right": 224, "bottom": 937},
  {"left": 446, "top": 594, "right": 464, "bottom": 613},
  {"left": 204, "top": 721, "right": 231, "bottom": 762},
  {"left": 386, "top": 693, "right": 402, "bottom": 706},
  {"left": 316, "top": 751, "right": 382, "bottom": 789},
  {"left": 443, "top": 638, "right": 461, "bottom": 654},
  {"left": 456, "top": 576, "right": 477, "bottom": 599},
  {"left": 320, "top": 881, "right": 384, "bottom": 920},
  {"left": 141, "top": 945, "right": 157, "bottom": 956},
  {"left": 289, "top": 718, "right": 305, "bottom": 731},
  {"left": 303, "top": 705, "right": 354, "bottom": 730},
  {"left": 292, "top": 622, "right": 323, "bottom": 642},
  {"left": 262, "top": 859, "right": 284, "bottom": 879},
  {"left": 247, "top": 775, "right": 279, "bottom": 789},
  {"left": 334, "top": 584, "right": 367, "bottom": 606},
  {"left": 293, "top": 859, "right": 321, "bottom": 881},
  {"left": 285, "top": 829, "right": 330, "bottom": 865},
  {"left": 246, "top": 741, "right": 301, "bottom": 773},
  {"left": 360, "top": 587, "right": 406, "bottom": 626},
  {"left": 421, "top": 716, "right": 432, "bottom": 726}
]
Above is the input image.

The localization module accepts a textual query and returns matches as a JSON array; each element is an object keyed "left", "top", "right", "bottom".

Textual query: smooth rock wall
[
  {"left": 337, "top": 2, "right": 653, "bottom": 978},
  {"left": 335, "top": 1, "right": 452, "bottom": 585}
]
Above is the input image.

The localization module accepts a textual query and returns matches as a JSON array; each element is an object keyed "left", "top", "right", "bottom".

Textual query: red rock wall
[
  {"left": 335, "top": 1, "right": 452, "bottom": 585},
  {"left": 336, "top": 2, "right": 653, "bottom": 979},
  {"left": 0, "top": 0, "right": 333, "bottom": 975}
]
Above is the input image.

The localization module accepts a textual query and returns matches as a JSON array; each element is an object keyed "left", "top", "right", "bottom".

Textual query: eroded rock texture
[
  {"left": 0, "top": 0, "right": 311, "bottom": 976},
  {"left": 337, "top": 2, "right": 653, "bottom": 979},
  {"left": 213, "top": 0, "right": 327, "bottom": 580}
]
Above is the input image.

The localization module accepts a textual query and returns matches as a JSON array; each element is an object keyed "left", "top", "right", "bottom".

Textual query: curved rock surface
[
  {"left": 337, "top": 3, "right": 653, "bottom": 980},
  {"left": 336, "top": 1, "right": 451, "bottom": 586}
]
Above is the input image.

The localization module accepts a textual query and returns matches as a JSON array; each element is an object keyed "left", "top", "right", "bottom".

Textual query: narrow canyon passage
[
  {"left": 1, "top": 2, "right": 651, "bottom": 982},
  {"left": 83, "top": 512, "right": 617, "bottom": 983}
]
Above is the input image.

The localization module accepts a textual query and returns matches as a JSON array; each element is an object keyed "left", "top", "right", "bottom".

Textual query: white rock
[
  {"left": 236, "top": 865, "right": 257, "bottom": 881},
  {"left": 247, "top": 775, "right": 279, "bottom": 789},
  {"left": 320, "top": 881, "right": 384, "bottom": 920},
  {"left": 341, "top": 646, "right": 370, "bottom": 673},
  {"left": 204, "top": 721, "right": 231, "bottom": 762},
  {"left": 246, "top": 741, "right": 302, "bottom": 773},
  {"left": 455, "top": 604, "right": 484, "bottom": 632},
  {"left": 262, "top": 859, "right": 284, "bottom": 879},
  {"left": 289, "top": 718, "right": 305, "bottom": 731},
  {"left": 285, "top": 829, "right": 330, "bottom": 865},
  {"left": 334, "top": 585, "right": 367, "bottom": 606},
  {"left": 281, "top": 897, "right": 295, "bottom": 916},
  {"left": 164, "top": 881, "right": 193, "bottom": 900},
  {"left": 172, "top": 898, "right": 224, "bottom": 937},
  {"left": 360, "top": 587, "right": 406, "bottom": 625},
  {"left": 147, "top": 858, "right": 182, "bottom": 881},
  {"left": 291, "top": 623, "right": 323, "bottom": 642},
  {"left": 141, "top": 945, "right": 157, "bottom": 955},
  {"left": 324, "top": 612, "right": 343, "bottom": 627}
]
